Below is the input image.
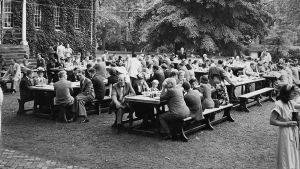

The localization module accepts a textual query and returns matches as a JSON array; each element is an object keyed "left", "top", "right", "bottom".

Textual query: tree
[{"left": 135, "top": 0, "right": 273, "bottom": 54}]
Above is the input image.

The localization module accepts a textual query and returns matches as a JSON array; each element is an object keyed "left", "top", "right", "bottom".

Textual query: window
[
  {"left": 74, "top": 7, "right": 79, "bottom": 29},
  {"left": 3, "top": 0, "right": 12, "bottom": 28},
  {"left": 54, "top": 6, "right": 60, "bottom": 28},
  {"left": 34, "top": 3, "right": 42, "bottom": 29}
]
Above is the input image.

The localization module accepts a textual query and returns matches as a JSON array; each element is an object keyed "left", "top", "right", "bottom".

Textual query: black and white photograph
[{"left": 0, "top": 0, "right": 300, "bottom": 168}]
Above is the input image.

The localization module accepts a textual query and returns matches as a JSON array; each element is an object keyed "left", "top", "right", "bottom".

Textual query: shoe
[
  {"left": 12, "top": 89, "right": 16, "bottom": 94},
  {"left": 80, "top": 118, "right": 89, "bottom": 123}
]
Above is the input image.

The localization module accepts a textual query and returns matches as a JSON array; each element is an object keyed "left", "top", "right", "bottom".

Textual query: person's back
[
  {"left": 54, "top": 79, "right": 73, "bottom": 105},
  {"left": 161, "top": 86, "right": 189, "bottom": 117},
  {"left": 94, "top": 63, "right": 106, "bottom": 78},
  {"left": 127, "top": 56, "right": 141, "bottom": 78},
  {"left": 184, "top": 90, "right": 203, "bottom": 120},
  {"left": 92, "top": 74, "right": 105, "bottom": 100}
]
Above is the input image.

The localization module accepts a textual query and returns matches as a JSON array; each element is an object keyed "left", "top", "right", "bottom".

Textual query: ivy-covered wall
[{"left": 2, "top": 0, "right": 96, "bottom": 57}]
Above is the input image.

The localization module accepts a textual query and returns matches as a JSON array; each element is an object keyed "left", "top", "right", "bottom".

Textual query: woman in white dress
[{"left": 270, "top": 84, "right": 300, "bottom": 169}]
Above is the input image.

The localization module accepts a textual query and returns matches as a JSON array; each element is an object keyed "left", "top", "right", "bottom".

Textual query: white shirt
[
  {"left": 57, "top": 45, "right": 66, "bottom": 58},
  {"left": 126, "top": 57, "right": 141, "bottom": 78}
]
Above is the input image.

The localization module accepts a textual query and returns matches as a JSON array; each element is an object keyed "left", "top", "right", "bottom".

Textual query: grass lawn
[{"left": 1, "top": 92, "right": 278, "bottom": 169}]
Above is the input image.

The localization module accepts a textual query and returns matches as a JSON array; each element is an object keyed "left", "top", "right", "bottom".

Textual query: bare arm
[{"left": 270, "top": 110, "right": 297, "bottom": 127}]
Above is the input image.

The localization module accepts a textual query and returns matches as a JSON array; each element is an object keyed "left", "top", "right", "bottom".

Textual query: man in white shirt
[
  {"left": 57, "top": 42, "right": 66, "bottom": 62},
  {"left": 126, "top": 53, "right": 142, "bottom": 84},
  {"left": 261, "top": 48, "right": 272, "bottom": 63}
]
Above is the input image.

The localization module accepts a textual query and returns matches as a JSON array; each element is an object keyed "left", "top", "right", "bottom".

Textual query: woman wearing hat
[{"left": 34, "top": 67, "right": 46, "bottom": 86}]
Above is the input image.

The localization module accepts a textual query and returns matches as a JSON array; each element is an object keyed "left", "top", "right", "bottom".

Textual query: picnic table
[
  {"left": 226, "top": 77, "right": 265, "bottom": 104},
  {"left": 28, "top": 82, "right": 80, "bottom": 118},
  {"left": 261, "top": 72, "right": 280, "bottom": 87},
  {"left": 124, "top": 94, "right": 167, "bottom": 135},
  {"left": 228, "top": 66, "right": 244, "bottom": 76}
]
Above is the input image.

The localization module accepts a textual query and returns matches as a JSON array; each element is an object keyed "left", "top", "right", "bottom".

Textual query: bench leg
[
  {"left": 179, "top": 128, "right": 188, "bottom": 142},
  {"left": 239, "top": 98, "right": 249, "bottom": 112},
  {"left": 224, "top": 107, "right": 235, "bottom": 122},
  {"left": 255, "top": 95, "right": 262, "bottom": 107},
  {"left": 205, "top": 117, "right": 214, "bottom": 130},
  {"left": 17, "top": 99, "right": 25, "bottom": 115}
]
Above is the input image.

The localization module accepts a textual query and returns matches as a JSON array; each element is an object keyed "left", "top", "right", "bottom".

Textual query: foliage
[
  {"left": 135, "top": 0, "right": 273, "bottom": 54},
  {"left": 3, "top": 0, "right": 96, "bottom": 57}
]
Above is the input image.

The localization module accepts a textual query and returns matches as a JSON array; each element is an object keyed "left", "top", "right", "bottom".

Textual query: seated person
[
  {"left": 211, "top": 74, "right": 229, "bottom": 105},
  {"left": 199, "top": 75, "right": 214, "bottom": 110},
  {"left": 19, "top": 70, "right": 34, "bottom": 102},
  {"left": 54, "top": 71, "right": 74, "bottom": 106},
  {"left": 33, "top": 68, "right": 47, "bottom": 86},
  {"left": 85, "top": 64, "right": 93, "bottom": 79},
  {"left": 67, "top": 67, "right": 80, "bottom": 82},
  {"left": 189, "top": 78, "right": 200, "bottom": 91},
  {"left": 18, "top": 70, "right": 34, "bottom": 114},
  {"left": 20, "top": 59, "right": 31, "bottom": 73},
  {"left": 133, "top": 73, "right": 149, "bottom": 95},
  {"left": 110, "top": 74, "right": 135, "bottom": 132},
  {"left": 182, "top": 82, "right": 203, "bottom": 121},
  {"left": 88, "top": 68, "right": 105, "bottom": 101},
  {"left": 3, "top": 59, "right": 21, "bottom": 93},
  {"left": 107, "top": 68, "right": 119, "bottom": 97},
  {"left": 65, "top": 57, "right": 74, "bottom": 69},
  {"left": 177, "top": 70, "right": 188, "bottom": 86},
  {"left": 150, "top": 80, "right": 159, "bottom": 92},
  {"left": 159, "top": 78, "right": 190, "bottom": 140},
  {"left": 72, "top": 69, "right": 95, "bottom": 123}
]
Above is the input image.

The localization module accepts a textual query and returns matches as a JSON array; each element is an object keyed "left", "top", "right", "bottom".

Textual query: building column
[{"left": 20, "top": 0, "right": 28, "bottom": 45}]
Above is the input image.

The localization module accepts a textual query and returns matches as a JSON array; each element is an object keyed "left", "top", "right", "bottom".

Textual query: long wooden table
[
  {"left": 28, "top": 82, "right": 80, "bottom": 118},
  {"left": 124, "top": 95, "right": 167, "bottom": 135},
  {"left": 226, "top": 77, "right": 266, "bottom": 104}
]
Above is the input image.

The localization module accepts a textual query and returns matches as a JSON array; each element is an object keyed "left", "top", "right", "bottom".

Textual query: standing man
[
  {"left": 36, "top": 53, "right": 46, "bottom": 69},
  {"left": 150, "top": 65, "right": 165, "bottom": 90},
  {"left": 126, "top": 53, "right": 142, "bottom": 85},
  {"left": 57, "top": 42, "right": 65, "bottom": 62},
  {"left": 178, "top": 47, "right": 187, "bottom": 60},
  {"left": 3, "top": 59, "right": 21, "bottom": 93},
  {"left": 73, "top": 69, "right": 95, "bottom": 123}
]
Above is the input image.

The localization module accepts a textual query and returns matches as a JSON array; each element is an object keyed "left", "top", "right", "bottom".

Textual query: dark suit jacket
[
  {"left": 91, "top": 74, "right": 105, "bottom": 100},
  {"left": 68, "top": 74, "right": 80, "bottom": 82},
  {"left": 19, "top": 76, "right": 33, "bottom": 101},
  {"left": 80, "top": 78, "right": 95, "bottom": 98},
  {"left": 150, "top": 70, "right": 165, "bottom": 90},
  {"left": 164, "top": 69, "right": 172, "bottom": 78}
]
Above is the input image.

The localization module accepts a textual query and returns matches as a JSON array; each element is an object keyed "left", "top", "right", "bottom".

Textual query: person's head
[
  {"left": 180, "top": 47, "right": 184, "bottom": 53},
  {"left": 236, "top": 56, "right": 240, "bottom": 60},
  {"left": 26, "top": 70, "right": 33, "bottom": 78},
  {"left": 161, "top": 63, "right": 168, "bottom": 70},
  {"left": 178, "top": 70, "right": 185, "bottom": 80},
  {"left": 88, "top": 67, "right": 96, "bottom": 77},
  {"left": 277, "top": 85, "right": 297, "bottom": 103},
  {"left": 170, "top": 71, "right": 178, "bottom": 79},
  {"left": 94, "top": 64, "right": 101, "bottom": 73},
  {"left": 60, "top": 58, "right": 65, "bottom": 63},
  {"left": 58, "top": 70, "right": 67, "bottom": 80},
  {"left": 37, "top": 53, "right": 42, "bottom": 59},
  {"left": 132, "top": 53, "right": 137, "bottom": 58},
  {"left": 164, "top": 78, "right": 177, "bottom": 89},
  {"left": 136, "top": 73, "right": 144, "bottom": 85},
  {"left": 182, "top": 81, "right": 191, "bottom": 92},
  {"left": 217, "top": 60, "right": 223, "bottom": 66},
  {"left": 11, "top": 59, "right": 16, "bottom": 65},
  {"left": 153, "top": 65, "right": 159, "bottom": 72},
  {"left": 189, "top": 78, "right": 198, "bottom": 88},
  {"left": 24, "top": 54, "right": 29, "bottom": 59},
  {"left": 151, "top": 80, "right": 159, "bottom": 88},
  {"left": 178, "top": 63, "right": 184, "bottom": 69},
  {"left": 200, "top": 75, "right": 209, "bottom": 84},
  {"left": 37, "top": 67, "right": 44, "bottom": 77},
  {"left": 118, "top": 74, "right": 126, "bottom": 86},
  {"left": 77, "top": 69, "right": 85, "bottom": 81}
]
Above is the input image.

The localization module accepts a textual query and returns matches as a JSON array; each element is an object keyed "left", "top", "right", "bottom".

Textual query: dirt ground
[{"left": 1, "top": 92, "right": 278, "bottom": 169}]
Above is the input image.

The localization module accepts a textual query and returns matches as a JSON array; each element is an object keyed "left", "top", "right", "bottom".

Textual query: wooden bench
[
  {"left": 17, "top": 98, "right": 34, "bottom": 115},
  {"left": 53, "top": 103, "right": 74, "bottom": 123},
  {"left": 238, "top": 87, "right": 275, "bottom": 112},
  {"left": 86, "top": 96, "right": 112, "bottom": 115},
  {"left": 178, "top": 104, "right": 234, "bottom": 142}
]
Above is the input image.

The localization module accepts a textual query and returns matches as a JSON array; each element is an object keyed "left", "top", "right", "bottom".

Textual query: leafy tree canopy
[{"left": 135, "top": 0, "right": 273, "bottom": 53}]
